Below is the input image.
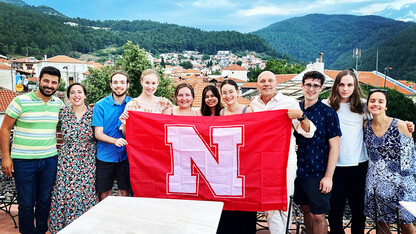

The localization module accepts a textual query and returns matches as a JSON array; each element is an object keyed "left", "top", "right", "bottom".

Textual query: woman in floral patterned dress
[
  {"left": 49, "top": 83, "right": 97, "bottom": 233},
  {"left": 363, "top": 89, "right": 416, "bottom": 234}
]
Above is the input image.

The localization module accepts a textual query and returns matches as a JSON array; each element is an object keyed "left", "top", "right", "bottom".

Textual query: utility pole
[
  {"left": 376, "top": 49, "right": 378, "bottom": 87},
  {"left": 353, "top": 48, "right": 361, "bottom": 71},
  {"left": 383, "top": 67, "right": 392, "bottom": 88}
]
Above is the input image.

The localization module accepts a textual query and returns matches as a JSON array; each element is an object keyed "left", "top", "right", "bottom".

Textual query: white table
[
  {"left": 59, "top": 196, "right": 224, "bottom": 234},
  {"left": 399, "top": 201, "right": 416, "bottom": 217}
]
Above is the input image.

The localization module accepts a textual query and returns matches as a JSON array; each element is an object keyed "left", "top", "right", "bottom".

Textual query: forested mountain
[
  {"left": 337, "top": 25, "right": 416, "bottom": 81},
  {"left": 0, "top": 2, "right": 278, "bottom": 58},
  {"left": 253, "top": 14, "right": 416, "bottom": 79},
  {"left": 0, "top": 0, "right": 67, "bottom": 17}
]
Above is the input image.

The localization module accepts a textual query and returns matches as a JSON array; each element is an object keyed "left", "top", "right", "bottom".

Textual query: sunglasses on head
[
  {"left": 369, "top": 89, "right": 388, "bottom": 93},
  {"left": 349, "top": 68, "right": 358, "bottom": 79}
]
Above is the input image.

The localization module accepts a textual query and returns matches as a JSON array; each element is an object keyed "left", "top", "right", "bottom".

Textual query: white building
[
  {"left": 35, "top": 55, "right": 88, "bottom": 86},
  {"left": 0, "top": 64, "right": 15, "bottom": 91},
  {"left": 221, "top": 64, "right": 248, "bottom": 81}
]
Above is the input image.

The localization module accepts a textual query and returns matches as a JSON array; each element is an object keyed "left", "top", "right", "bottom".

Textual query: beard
[
  {"left": 113, "top": 90, "right": 127, "bottom": 97},
  {"left": 39, "top": 85, "right": 57, "bottom": 97}
]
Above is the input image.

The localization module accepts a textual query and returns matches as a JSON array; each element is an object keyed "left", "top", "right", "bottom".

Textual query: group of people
[{"left": 0, "top": 65, "right": 415, "bottom": 234}]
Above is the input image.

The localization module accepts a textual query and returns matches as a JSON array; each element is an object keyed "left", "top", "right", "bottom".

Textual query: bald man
[{"left": 250, "top": 71, "right": 316, "bottom": 234}]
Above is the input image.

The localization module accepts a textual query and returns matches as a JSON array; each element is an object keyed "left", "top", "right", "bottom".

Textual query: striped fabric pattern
[{"left": 6, "top": 91, "right": 63, "bottom": 159}]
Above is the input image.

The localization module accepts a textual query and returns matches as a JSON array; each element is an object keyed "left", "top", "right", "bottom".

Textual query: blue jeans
[{"left": 13, "top": 156, "right": 57, "bottom": 234}]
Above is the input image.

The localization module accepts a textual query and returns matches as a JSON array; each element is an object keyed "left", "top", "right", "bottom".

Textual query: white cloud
[
  {"left": 398, "top": 10, "right": 416, "bottom": 21},
  {"left": 192, "top": 0, "right": 237, "bottom": 9},
  {"left": 352, "top": 0, "right": 416, "bottom": 15}
]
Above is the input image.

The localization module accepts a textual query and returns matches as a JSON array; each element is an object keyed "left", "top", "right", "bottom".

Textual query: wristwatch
[{"left": 297, "top": 113, "right": 306, "bottom": 121}]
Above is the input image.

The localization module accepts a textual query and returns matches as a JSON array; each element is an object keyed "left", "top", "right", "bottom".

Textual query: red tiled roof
[
  {"left": 209, "top": 77, "right": 247, "bottom": 83},
  {"left": 241, "top": 82, "right": 257, "bottom": 88},
  {"left": 12, "top": 57, "right": 39, "bottom": 63},
  {"left": 222, "top": 64, "right": 248, "bottom": 71},
  {"left": 0, "top": 87, "right": 19, "bottom": 112},
  {"left": 87, "top": 61, "right": 104, "bottom": 68},
  {"left": 185, "top": 69, "right": 201, "bottom": 74},
  {"left": 0, "top": 58, "right": 10, "bottom": 63},
  {"left": 275, "top": 74, "right": 296, "bottom": 84},
  {"left": 28, "top": 77, "right": 37, "bottom": 82},
  {"left": 46, "top": 55, "right": 84, "bottom": 64},
  {"left": 398, "top": 80, "right": 416, "bottom": 90},
  {"left": 0, "top": 64, "right": 12, "bottom": 70},
  {"left": 165, "top": 65, "right": 173, "bottom": 68},
  {"left": 325, "top": 70, "right": 415, "bottom": 95}
]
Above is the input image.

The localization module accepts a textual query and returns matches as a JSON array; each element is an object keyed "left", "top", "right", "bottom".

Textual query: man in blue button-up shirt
[
  {"left": 92, "top": 71, "right": 133, "bottom": 201},
  {"left": 294, "top": 71, "right": 341, "bottom": 234}
]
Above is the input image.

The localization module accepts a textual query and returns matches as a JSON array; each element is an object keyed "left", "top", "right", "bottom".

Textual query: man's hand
[
  {"left": 319, "top": 176, "right": 332, "bottom": 194},
  {"left": 1, "top": 156, "right": 13, "bottom": 178},
  {"left": 113, "top": 138, "right": 128, "bottom": 147},
  {"left": 287, "top": 109, "right": 303, "bottom": 119}
]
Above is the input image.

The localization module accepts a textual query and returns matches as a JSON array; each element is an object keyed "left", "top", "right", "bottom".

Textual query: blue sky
[{"left": 24, "top": 0, "right": 416, "bottom": 32}]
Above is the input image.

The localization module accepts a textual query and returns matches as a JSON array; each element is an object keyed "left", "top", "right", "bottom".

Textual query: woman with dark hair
[
  {"left": 364, "top": 89, "right": 416, "bottom": 234},
  {"left": 200, "top": 85, "right": 222, "bottom": 116},
  {"left": 163, "top": 83, "right": 199, "bottom": 116},
  {"left": 49, "top": 83, "right": 97, "bottom": 233},
  {"left": 220, "top": 79, "right": 252, "bottom": 115},
  {"left": 217, "top": 79, "right": 255, "bottom": 234},
  {"left": 324, "top": 69, "right": 370, "bottom": 233}
]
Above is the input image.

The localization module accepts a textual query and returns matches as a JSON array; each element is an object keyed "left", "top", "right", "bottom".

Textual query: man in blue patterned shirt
[{"left": 294, "top": 71, "right": 341, "bottom": 233}]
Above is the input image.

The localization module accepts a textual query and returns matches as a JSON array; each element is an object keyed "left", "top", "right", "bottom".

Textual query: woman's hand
[{"left": 119, "top": 110, "right": 129, "bottom": 125}]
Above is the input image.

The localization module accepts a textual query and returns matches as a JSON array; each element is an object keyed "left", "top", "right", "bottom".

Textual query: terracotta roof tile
[
  {"left": 0, "top": 87, "right": 19, "bottom": 112},
  {"left": 325, "top": 70, "right": 416, "bottom": 95},
  {"left": 0, "top": 64, "right": 12, "bottom": 70},
  {"left": 275, "top": 74, "right": 296, "bottom": 84},
  {"left": 241, "top": 82, "right": 257, "bottom": 88},
  {"left": 46, "top": 55, "right": 85, "bottom": 64},
  {"left": 12, "top": 57, "right": 39, "bottom": 63},
  {"left": 209, "top": 77, "right": 247, "bottom": 83},
  {"left": 184, "top": 69, "right": 201, "bottom": 74},
  {"left": 222, "top": 64, "right": 248, "bottom": 71},
  {"left": 0, "top": 58, "right": 10, "bottom": 63}
]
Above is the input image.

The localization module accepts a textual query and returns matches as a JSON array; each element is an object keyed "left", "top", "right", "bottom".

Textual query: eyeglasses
[
  {"left": 369, "top": 89, "right": 388, "bottom": 93},
  {"left": 303, "top": 83, "right": 322, "bottom": 89}
]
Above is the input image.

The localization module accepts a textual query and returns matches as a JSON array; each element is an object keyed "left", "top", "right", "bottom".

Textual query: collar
[
  {"left": 30, "top": 90, "right": 56, "bottom": 102},
  {"left": 301, "top": 98, "right": 321, "bottom": 111},
  {"left": 108, "top": 94, "right": 128, "bottom": 106},
  {"left": 257, "top": 91, "right": 283, "bottom": 105}
]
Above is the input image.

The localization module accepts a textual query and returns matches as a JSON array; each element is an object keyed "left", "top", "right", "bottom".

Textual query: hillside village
[{"left": 1, "top": 50, "right": 416, "bottom": 125}]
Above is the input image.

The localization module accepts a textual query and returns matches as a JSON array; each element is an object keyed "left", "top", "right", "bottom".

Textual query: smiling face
[
  {"left": 204, "top": 90, "right": 219, "bottom": 108},
  {"left": 367, "top": 91, "right": 387, "bottom": 115},
  {"left": 69, "top": 84, "right": 86, "bottom": 107},
  {"left": 176, "top": 87, "right": 194, "bottom": 109},
  {"left": 141, "top": 74, "right": 159, "bottom": 96},
  {"left": 338, "top": 74, "right": 355, "bottom": 103},
  {"left": 302, "top": 78, "right": 322, "bottom": 103},
  {"left": 257, "top": 71, "right": 277, "bottom": 99},
  {"left": 221, "top": 84, "right": 238, "bottom": 106},
  {"left": 38, "top": 73, "right": 59, "bottom": 97},
  {"left": 110, "top": 74, "right": 129, "bottom": 97}
]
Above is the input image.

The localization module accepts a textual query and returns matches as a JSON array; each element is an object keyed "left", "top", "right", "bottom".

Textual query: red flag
[{"left": 126, "top": 110, "right": 291, "bottom": 211}]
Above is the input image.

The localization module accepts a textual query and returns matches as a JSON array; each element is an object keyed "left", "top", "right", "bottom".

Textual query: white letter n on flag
[{"left": 166, "top": 125, "right": 245, "bottom": 197}]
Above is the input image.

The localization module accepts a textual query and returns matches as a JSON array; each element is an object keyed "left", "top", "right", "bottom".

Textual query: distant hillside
[
  {"left": 336, "top": 25, "right": 416, "bottom": 81},
  {"left": 0, "top": 0, "right": 67, "bottom": 17},
  {"left": 0, "top": 2, "right": 278, "bottom": 59},
  {"left": 253, "top": 14, "right": 415, "bottom": 70}
]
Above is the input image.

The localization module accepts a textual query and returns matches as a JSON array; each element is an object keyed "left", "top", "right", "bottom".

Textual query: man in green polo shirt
[{"left": 0, "top": 66, "right": 63, "bottom": 234}]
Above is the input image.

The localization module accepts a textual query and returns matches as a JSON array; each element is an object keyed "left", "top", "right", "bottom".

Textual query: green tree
[
  {"left": 202, "top": 54, "right": 210, "bottom": 60},
  {"left": 237, "top": 61, "right": 242, "bottom": 66},
  {"left": 118, "top": 41, "right": 152, "bottom": 98},
  {"left": 82, "top": 65, "right": 115, "bottom": 104},
  {"left": 180, "top": 61, "right": 193, "bottom": 69},
  {"left": 161, "top": 56, "right": 166, "bottom": 68}
]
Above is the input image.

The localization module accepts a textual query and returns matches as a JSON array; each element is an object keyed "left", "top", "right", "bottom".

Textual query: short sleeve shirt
[
  {"left": 92, "top": 94, "right": 132, "bottom": 162},
  {"left": 295, "top": 99, "right": 342, "bottom": 178},
  {"left": 6, "top": 91, "right": 63, "bottom": 159}
]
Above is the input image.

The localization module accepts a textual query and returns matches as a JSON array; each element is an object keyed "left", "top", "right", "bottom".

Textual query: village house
[{"left": 221, "top": 64, "right": 248, "bottom": 81}]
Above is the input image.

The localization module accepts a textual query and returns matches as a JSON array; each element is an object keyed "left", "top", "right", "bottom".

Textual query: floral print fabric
[
  {"left": 364, "top": 118, "right": 416, "bottom": 224},
  {"left": 49, "top": 106, "right": 97, "bottom": 233}
]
